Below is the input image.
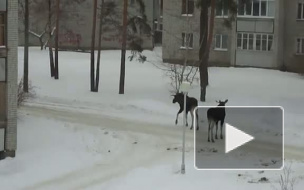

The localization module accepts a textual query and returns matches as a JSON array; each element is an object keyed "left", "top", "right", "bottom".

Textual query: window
[
  {"left": 237, "top": 33, "right": 273, "bottom": 51},
  {"left": 160, "top": 0, "right": 163, "bottom": 17},
  {"left": 0, "top": 58, "right": 5, "bottom": 81},
  {"left": 181, "top": 33, "right": 193, "bottom": 48},
  {"left": 238, "top": 0, "right": 275, "bottom": 17},
  {"left": 130, "top": 0, "right": 135, "bottom": 6},
  {"left": 182, "top": 0, "right": 194, "bottom": 15},
  {"left": 298, "top": 0, "right": 304, "bottom": 20},
  {"left": 216, "top": 0, "right": 229, "bottom": 17},
  {"left": 0, "top": 14, "right": 4, "bottom": 47},
  {"left": 214, "top": 34, "right": 228, "bottom": 50},
  {"left": 296, "top": 38, "right": 304, "bottom": 54}
]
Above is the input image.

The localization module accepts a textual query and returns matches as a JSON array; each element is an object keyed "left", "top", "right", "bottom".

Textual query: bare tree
[
  {"left": 95, "top": 0, "right": 105, "bottom": 92},
  {"left": 196, "top": 0, "right": 240, "bottom": 101},
  {"left": 90, "top": 0, "right": 98, "bottom": 92},
  {"left": 119, "top": 0, "right": 128, "bottom": 94},
  {"left": 48, "top": 0, "right": 55, "bottom": 77},
  {"left": 23, "top": 0, "right": 29, "bottom": 93},
  {"left": 54, "top": 0, "right": 60, "bottom": 79}
]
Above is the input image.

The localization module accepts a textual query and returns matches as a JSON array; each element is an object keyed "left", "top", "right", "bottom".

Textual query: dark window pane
[
  {"left": 189, "top": 33, "right": 193, "bottom": 47},
  {"left": 216, "top": 0, "right": 223, "bottom": 16},
  {"left": 223, "top": 0, "right": 229, "bottom": 15},
  {"left": 182, "top": 33, "right": 185, "bottom": 46},
  {"left": 302, "top": 4, "right": 304, "bottom": 19},
  {"left": 222, "top": 35, "right": 228, "bottom": 49},
  {"left": 243, "top": 34, "right": 248, "bottom": 49},
  {"left": 249, "top": 34, "right": 254, "bottom": 50},
  {"left": 237, "top": 33, "right": 242, "bottom": 48},
  {"left": 215, "top": 35, "right": 221, "bottom": 48},
  {"left": 160, "top": 0, "right": 163, "bottom": 16},
  {"left": 256, "top": 34, "right": 261, "bottom": 50},
  {"left": 268, "top": 35, "right": 273, "bottom": 51},
  {"left": 188, "top": 0, "right": 195, "bottom": 14},
  {"left": 298, "top": 3, "right": 302, "bottom": 19},
  {"left": 253, "top": 0, "right": 260, "bottom": 16},
  {"left": 261, "top": 1, "right": 267, "bottom": 16},
  {"left": 296, "top": 39, "right": 301, "bottom": 53},
  {"left": 246, "top": 1, "right": 252, "bottom": 15},
  {"left": 238, "top": 0, "right": 245, "bottom": 15},
  {"left": 262, "top": 35, "right": 267, "bottom": 51},
  {"left": 302, "top": 39, "right": 304, "bottom": 53},
  {"left": 182, "top": 0, "right": 186, "bottom": 14},
  {"left": 0, "top": 14, "right": 4, "bottom": 46}
]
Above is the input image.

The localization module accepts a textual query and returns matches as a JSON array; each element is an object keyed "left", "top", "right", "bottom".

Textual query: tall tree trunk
[
  {"left": 95, "top": 0, "right": 105, "bottom": 92},
  {"left": 90, "top": 0, "right": 98, "bottom": 92},
  {"left": 119, "top": 0, "right": 128, "bottom": 94},
  {"left": 199, "top": 0, "right": 209, "bottom": 102},
  {"left": 204, "top": 0, "right": 216, "bottom": 86},
  {"left": 54, "top": 0, "right": 60, "bottom": 79},
  {"left": 48, "top": 0, "right": 55, "bottom": 77},
  {"left": 23, "top": 0, "right": 29, "bottom": 93}
]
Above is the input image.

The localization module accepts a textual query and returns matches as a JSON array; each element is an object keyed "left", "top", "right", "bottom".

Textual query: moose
[
  {"left": 172, "top": 92, "right": 199, "bottom": 130},
  {"left": 207, "top": 99, "right": 228, "bottom": 143}
]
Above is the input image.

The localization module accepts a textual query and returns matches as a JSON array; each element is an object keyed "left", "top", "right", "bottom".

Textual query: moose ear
[{"left": 225, "top": 99, "right": 228, "bottom": 103}]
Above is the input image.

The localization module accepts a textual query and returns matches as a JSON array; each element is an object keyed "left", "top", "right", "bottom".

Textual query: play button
[
  {"left": 195, "top": 106, "right": 283, "bottom": 170},
  {"left": 225, "top": 123, "right": 254, "bottom": 153}
]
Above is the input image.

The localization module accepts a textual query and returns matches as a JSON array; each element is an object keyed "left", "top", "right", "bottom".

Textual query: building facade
[
  {"left": 19, "top": 0, "right": 158, "bottom": 50},
  {"left": 0, "top": 0, "right": 18, "bottom": 159},
  {"left": 163, "top": 0, "right": 304, "bottom": 73}
]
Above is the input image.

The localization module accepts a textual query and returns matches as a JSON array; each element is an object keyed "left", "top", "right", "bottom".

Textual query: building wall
[
  {"left": 284, "top": 0, "right": 304, "bottom": 73},
  {"left": 162, "top": 0, "right": 200, "bottom": 64},
  {"left": 0, "top": 0, "right": 18, "bottom": 159},
  {"left": 163, "top": 0, "right": 304, "bottom": 73},
  {"left": 18, "top": 0, "right": 154, "bottom": 50}
]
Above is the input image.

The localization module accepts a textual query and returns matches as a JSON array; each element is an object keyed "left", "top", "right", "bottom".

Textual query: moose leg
[
  {"left": 215, "top": 121, "right": 218, "bottom": 139},
  {"left": 220, "top": 120, "right": 224, "bottom": 139},
  {"left": 211, "top": 122, "right": 215, "bottom": 143},
  {"left": 190, "top": 108, "right": 194, "bottom": 130},
  {"left": 186, "top": 111, "right": 189, "bottom": 127},
  {"left": 175, "top": 108, "right": 183, "bottom": 125}
]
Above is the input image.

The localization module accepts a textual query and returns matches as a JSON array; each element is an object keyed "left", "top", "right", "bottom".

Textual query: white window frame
[
  {"left": 180, "top": 33, "right": 193, "bottom": 49},
  {"left": 296, "top": 38, "right": 304, "bottom": 54},
  {"left": 237, "top": 0, "right": 275, "bottom": 18},
  {"left": 237, "top": 32, "right": 273, "bottom": 51},
  {"left": 214, "top": 34, "right": 228, "bottom": 51},
  {"left": 297, "top": 0, "right": 304, "bottom": 20}
]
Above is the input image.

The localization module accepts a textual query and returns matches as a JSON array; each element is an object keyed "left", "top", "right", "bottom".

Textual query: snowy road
[{"left": 19, "top": 104, "right": 304, "bottom": 190}]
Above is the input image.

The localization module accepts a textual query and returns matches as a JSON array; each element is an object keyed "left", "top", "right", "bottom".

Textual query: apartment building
[
  {"left": 19, "top": 0, "right": 157, "bottom": 50},
  {"left": 0, "top": 0, "right": 18, "bottom": 160},
  {"left": 163, "top": 0, "right": 304, "bottom": 73}
]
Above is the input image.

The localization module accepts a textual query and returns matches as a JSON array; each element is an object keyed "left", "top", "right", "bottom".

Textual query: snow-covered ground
[{"left": 0, "top": 47, "right": 303, "bottom": 189}]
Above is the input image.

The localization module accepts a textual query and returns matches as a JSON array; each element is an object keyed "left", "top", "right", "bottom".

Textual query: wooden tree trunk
[
  {"left": 119, "top": 0, "right": 128, "bottom": 94},
  {"left": 205, "top": 0, "right": 216, "bottom": 86},
  {"left": 23, "top": 0, "right": 29, "bottom": 93},
  {"left": 54, "top": 0, "right": 60, "bottom": 79},
  {"left": 48, "top": 0, "right": 55, "bottom": 77},
  {"left": 90, "top": 0, "right": 98, "bottom": 92},
  {"left": 95, "top": 0, "right": 104, "bottom": 92},
  {"left": 199, "top": 0, "right": 209, "bottom": 102}
]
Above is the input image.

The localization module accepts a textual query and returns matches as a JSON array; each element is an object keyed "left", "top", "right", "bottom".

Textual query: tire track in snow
[{"left": 19, "top": 104, "right": 304, "bottom": 190}]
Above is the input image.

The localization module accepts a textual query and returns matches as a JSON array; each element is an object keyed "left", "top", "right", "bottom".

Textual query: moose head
[{"left": 216, "top": 99, "right": 228, "bottom": 106}]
